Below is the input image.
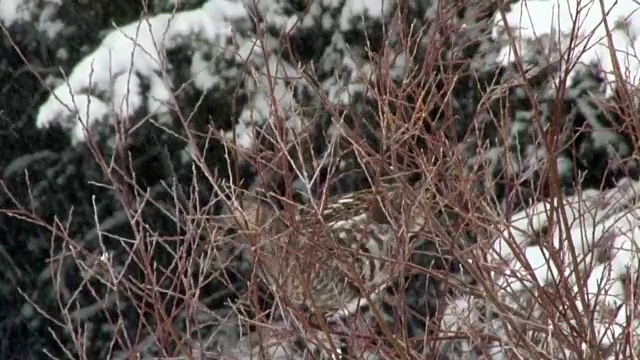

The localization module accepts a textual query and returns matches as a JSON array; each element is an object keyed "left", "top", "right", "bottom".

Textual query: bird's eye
[{"left": 297, "top": 303, "right": 311, "bottom": 314}]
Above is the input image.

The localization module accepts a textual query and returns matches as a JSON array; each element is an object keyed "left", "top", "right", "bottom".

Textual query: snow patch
[
  {"left": 36, "top": 0, "right": 246, "bottom": 143},
  {"left": 494, "top": 0, "right": 640, "bottom": 96},
  {"left": 0, "top": 0, "right": 32, "bottom": 26},
  {"left": 490, "top": 178, "right": 640, "bottom": 356},
  {"left": 339, "top": 0, "right": 391, "bottom": 31}
]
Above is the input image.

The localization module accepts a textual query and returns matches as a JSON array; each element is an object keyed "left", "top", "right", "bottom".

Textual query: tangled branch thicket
[{"left": 3, "top": 0, "right": 640, "bottom": 359}]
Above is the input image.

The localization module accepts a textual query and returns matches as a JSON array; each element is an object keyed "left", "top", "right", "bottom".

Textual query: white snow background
[
  {"left": 494, "top": 0, "right": 640, "bottom": 96},
  {"left": 9, "top": 0, "right": 398, "bottom": 148},
  {"left": 492, "top": 180, "right": 640, "bottom": 357},
  {"left": 1, "top": 0, "right": 637, "bottom": 145},
  {"left": 32, "top": 0, "right": 247, "bottom": 144}
]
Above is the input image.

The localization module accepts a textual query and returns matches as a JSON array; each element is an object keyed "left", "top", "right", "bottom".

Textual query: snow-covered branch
[{"left": 36, "top": 0, "right": 246, "bottom": 143}]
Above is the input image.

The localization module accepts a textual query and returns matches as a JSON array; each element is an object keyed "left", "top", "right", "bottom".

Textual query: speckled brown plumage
[
  {"left": 210, "top": 173, "right": 486, "bottom": 359},
  {"left": 223, "top": 181, "right": 432, "bottom": 316}
]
